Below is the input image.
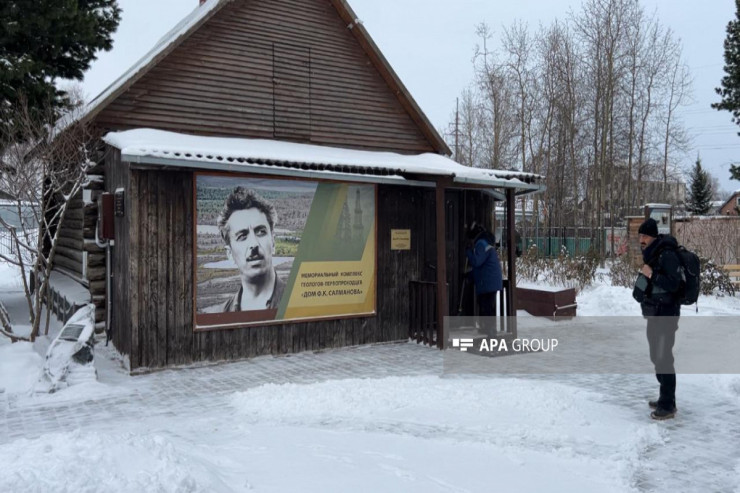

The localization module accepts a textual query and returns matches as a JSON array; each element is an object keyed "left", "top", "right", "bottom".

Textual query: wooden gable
[
  {"left": 719, "top": 192, "right": 740, "bottom": 215},
  {"left": 94, "top": 0, "right": 440, "bottom": 153}
]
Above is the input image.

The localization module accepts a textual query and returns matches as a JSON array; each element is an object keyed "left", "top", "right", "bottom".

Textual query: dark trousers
[
  {"left": 477, "top": 292, "right": 496, "bottom": 335},
  {"left": 646, "top": 315, "right": 679, "bottom": 409},
  {"left": 478, "top": 292, "right": 496, "bottom": 317}
]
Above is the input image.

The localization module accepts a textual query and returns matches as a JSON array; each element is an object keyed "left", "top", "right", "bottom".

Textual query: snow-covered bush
[
  {"left": 516, "top": 245, "right": 600, "bottom": 293},
  {"left": 610, "top": 253, "right": 641, "bottom": 288},
  {"left": 700, "top": 258, "right": 736, "bottom": 297},
  {"left": 516, "top": 244, "right": 545, "bottom": 282},
  {"left": 551, "top": 246, "right": 600, "bottom": 292}
]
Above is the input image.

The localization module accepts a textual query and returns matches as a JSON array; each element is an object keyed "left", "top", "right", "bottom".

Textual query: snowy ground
[{"left": 1, "top": 263, "right": 739, "bottom": 492}]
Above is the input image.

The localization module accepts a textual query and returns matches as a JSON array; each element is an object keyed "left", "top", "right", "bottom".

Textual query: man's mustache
[{"left": 246, "top": 252, "right": 264, "bottom": 262}]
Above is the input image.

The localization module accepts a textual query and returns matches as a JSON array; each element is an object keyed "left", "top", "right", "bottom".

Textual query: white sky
[{"left": 77, "top": 0, "right": 740, "bottom": 194}]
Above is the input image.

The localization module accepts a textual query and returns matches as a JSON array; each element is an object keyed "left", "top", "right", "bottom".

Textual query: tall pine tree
[
  {"left": 0, "top": 0, "right": 121, "bottom": 126},
  {"left": 714, "top": 1, "right": 740, "bottom": 184},
  {"left": 732, "top": 163, "right": 740, "bottom": 181},
  {"left": 714, "top": 0, "right": 740, "bottom": 124},
  {"left": 687, "top": 158, "right": 713, "bottom": 215}
]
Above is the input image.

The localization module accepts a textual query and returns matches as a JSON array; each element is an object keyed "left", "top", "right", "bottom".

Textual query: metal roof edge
[
  {"left": 121, "top": 153, "right": 437, "bottom": 188},
  {"left": 453, "top": 175, "right": 543, "bottom": 192}
]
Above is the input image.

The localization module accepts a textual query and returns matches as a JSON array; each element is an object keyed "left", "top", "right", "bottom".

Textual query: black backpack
[{"left": 675, "top": 246, "right": 700, "bottom": 305}]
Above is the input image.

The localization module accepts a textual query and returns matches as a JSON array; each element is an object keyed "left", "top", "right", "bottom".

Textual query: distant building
[
  {"left": 709, "top": 200, "right": 726, "bottom": 215},
  {"left": 604, "top": 164, "right": 686, "bottom": 217},
  {"left": 718, "top": 190, "right": 740, "bottom": 216}
]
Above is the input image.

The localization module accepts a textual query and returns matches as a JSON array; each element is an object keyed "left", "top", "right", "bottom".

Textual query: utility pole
[{"left": 455, "top": 97, "right": 460, "bottom": 161}]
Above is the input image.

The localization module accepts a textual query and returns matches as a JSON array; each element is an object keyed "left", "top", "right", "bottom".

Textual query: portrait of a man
[
  {"left": 217, "top": 187, "right": 286, "bottom": 312},
  {"left": 195, "top": 175, "right": 375, "bottom": 330}
]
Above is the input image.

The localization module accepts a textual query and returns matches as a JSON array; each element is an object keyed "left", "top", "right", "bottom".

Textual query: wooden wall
[
  {"left": 675, "top": 217, "right": 740, "bottom": 265},
  {"left": 112, "top": 165, "right": 441, "bottom": 371},
  {"left": 53, "top": 151, "right": 108, "bottom": 327},
  {"left": 107, "top": 150, "right": 131, "bottom": 355},
  {"left": 94, "top": 0, "right": 436, "bottom": 154}
]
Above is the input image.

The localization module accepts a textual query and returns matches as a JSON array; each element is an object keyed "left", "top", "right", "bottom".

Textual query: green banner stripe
[{"left": 277, "top": 183, "right": 375, "bottom": 319}]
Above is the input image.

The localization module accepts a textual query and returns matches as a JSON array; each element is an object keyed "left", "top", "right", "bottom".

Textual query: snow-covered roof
[
  {"left": 104, "top": 129, "right": 544, "bottom": 193},
  {"left": 58, "top": 0, "right": 227, "bottom": 134},
  {"left": 717, "top": 190, "right": 740, "bottom": 210},
  {"left": 62, "top": 0, "right": 450, "bottom": 154}
]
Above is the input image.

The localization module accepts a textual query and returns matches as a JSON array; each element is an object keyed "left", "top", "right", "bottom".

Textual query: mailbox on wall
[
  {"left": 98, "top": 193, "right": 115, "bottom": 240},
  {"left": 644, "top": 203, "right": 672, "bottom": 236}
]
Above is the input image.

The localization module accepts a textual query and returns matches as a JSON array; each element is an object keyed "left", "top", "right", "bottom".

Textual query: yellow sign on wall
[{"left": 391, "top": 229, "right": 411, "bottom": 250}]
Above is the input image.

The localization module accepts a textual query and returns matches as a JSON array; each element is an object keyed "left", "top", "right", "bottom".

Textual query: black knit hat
[
  {"left": 467, "top": 221, "right": 485, "bottom": 240},
  {"left": 638, "top": 218, "right": 659, "bottom": 238}
]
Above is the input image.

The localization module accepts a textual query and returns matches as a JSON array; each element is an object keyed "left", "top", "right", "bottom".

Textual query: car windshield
[{"left": 0, "top": 202, "right": 38, "bottom": 229}]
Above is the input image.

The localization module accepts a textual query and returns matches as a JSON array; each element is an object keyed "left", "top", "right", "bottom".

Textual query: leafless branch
[{"left": 1, "top": 89, "right": 100, "bottom": 341}]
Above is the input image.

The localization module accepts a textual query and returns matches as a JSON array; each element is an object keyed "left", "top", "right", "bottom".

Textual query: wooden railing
[
  {"left": 410, "top": 279, "right": 517, "bottom": 349},
  {"left": 46, "top": 282, "right": 87, "bottom": 325},
  {"left": 409, "top": 281, "right": 439, "bottom": 347}
]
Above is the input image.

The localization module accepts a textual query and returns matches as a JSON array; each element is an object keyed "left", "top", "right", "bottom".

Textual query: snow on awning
[{"left": 104, "top": 129, "right": 545, "bottom": 193}]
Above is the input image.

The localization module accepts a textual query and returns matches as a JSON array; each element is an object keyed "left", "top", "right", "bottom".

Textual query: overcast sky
[{"left": 78, "top": 0, "right": 740, "bottom": 194}]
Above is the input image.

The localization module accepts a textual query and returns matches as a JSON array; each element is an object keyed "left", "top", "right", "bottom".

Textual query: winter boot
[
  {"left": 649, "top": 400, "right": 677, "bottom": 411},
  {"left": 650, "top": 406, "right": 677, "bottom": 420}
]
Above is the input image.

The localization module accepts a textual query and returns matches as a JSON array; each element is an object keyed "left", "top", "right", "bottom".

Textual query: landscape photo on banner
[{"left": 194, "top": 174, "right": 376, "bottom": 330}]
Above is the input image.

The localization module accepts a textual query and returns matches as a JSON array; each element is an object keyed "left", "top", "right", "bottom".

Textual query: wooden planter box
[{"left": 515, "top": 286, "right": 577, "bottom": 319}]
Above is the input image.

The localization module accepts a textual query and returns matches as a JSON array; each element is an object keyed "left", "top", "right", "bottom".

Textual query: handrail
[{"left": 553, "top": 303, "right": 578, "bottom": 317}]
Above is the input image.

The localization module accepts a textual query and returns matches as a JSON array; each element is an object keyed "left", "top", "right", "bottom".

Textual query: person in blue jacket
[{"left": 465, "top": 222, "right": 503, "bottom": 328}]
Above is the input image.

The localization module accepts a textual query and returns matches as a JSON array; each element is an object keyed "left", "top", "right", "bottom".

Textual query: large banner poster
[{"left": 195, "top": 174, "right": 376, "bottom": 330}]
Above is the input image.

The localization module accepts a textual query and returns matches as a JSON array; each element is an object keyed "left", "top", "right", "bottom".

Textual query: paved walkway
[
  {"left": 0, "top": 342, "right": 442, "bottom": 445},
  {"left": 1, "top": 340, "right": 739, "bottom": 492},
  {"left": 535, "top": 372, "right": 740, "bottom": 493}
]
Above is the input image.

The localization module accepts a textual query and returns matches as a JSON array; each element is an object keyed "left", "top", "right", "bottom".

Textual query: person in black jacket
[{"left": 633, "top": 218, "right": 682, "bottom": 420}]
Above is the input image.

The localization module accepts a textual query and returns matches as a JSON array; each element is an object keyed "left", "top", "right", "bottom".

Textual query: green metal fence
[
  {"left": 521, "top": 227, "right": 627, "bottom": 258},
  {"left": 525, "top": 237, "right": 594, "bottom": 257}
]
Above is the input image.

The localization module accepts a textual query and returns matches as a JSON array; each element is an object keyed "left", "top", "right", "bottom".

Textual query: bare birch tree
[
  {"left": 502, "top": 22, "right": 535, "bottom": 237},
  {"left": 442, "top": 0, "right": 693, "bottom": 245},
  {"left": 446, "top": 87, "right": 485, "bottom": 167},
  {"left": 659, "top": 48, "right": 692, "bottom": 192},
  {"left": 474, "top": 23, "right": 518, "bottom": 170},
  {"left": 0, "top": 95, "right": 97, "bottom": 342}
]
